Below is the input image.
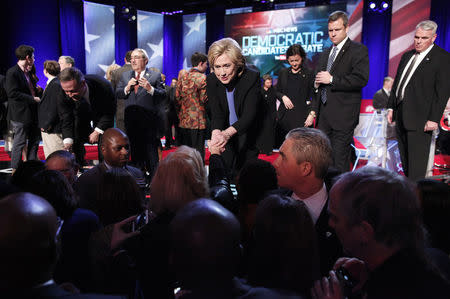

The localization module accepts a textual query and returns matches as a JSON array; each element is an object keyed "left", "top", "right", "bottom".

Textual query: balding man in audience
[
  {"left": 312, "top": 167, "right": 450, "bottom": 299},
  {"left": 0, "top": 192, "right": 124, "bottom": 298},
  {"left": 272, "top": 127, "right": 342, "bottom": 275},
  {"left": 45, "top": 150, "right": 79, "bottom": 185},
  {"left": 170, "top": 198, "right": 303, "bottom": 298},
  {"left": 74, "top": 128, "right": 145, "bottom": 210}
]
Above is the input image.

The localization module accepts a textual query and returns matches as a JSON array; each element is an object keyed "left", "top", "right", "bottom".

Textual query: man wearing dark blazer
[
  {"left": 5, "top": 45, "right": 42, "bottom": 171},
  {"left": 116, "top": 48, "right": 166, "bottom": 179},
  {"left": 388, "top": 21, "right": 450, "bottom": 180},
  {"left": 272, "top": 127, "right": 342, "bottom": 275},
  {"left": 372, "top": 76, "right": 393, "bottom": 110},
  {"left": 315, "top": 11, "right": 369, "bottom": 172},
  {"left": 111, "top": 50, "right": 132, "bottom": 132},
  {"left": 0, "top": 192, "right": 125, "bottom": 299},
  {"left": 59, "top": 67, "right": 115, "bottom": 167},
  {"left": 38, "top": 60, "right": 67, "bottom": 158}
]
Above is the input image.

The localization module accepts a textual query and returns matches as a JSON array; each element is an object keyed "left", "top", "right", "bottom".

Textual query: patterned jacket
[{"left": 175, "top": 68, "right": 207, "bottom": 129}]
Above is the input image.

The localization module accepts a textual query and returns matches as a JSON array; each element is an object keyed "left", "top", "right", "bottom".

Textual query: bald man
[
  {"left": 170, "top": 199, "right": 303, "bottom": 298},
  {"left": 74, "top": 128, "right": 145, "bottom": 211},
  {"left": 0, "top": 192, "right": 124, "bottom": 298}
]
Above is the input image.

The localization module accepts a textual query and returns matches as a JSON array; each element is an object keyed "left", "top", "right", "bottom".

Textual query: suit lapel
[
  {"left": 330, "top": 38, "right": 351, "bottom": 73},
  {"left": 410, "top": 46, "right": 434, "bottom": 82}
]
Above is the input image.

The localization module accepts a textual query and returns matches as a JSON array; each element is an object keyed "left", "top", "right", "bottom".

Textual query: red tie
[{"left": 134, "top": 73, "right": 140, "bottom": 94}]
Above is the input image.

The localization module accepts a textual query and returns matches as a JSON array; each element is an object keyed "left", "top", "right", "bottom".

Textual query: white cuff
[
  {"left": 63, "top": 138, "right": 74, "bottom": 145},
  {"left": 146, "top": 85, "right": 154, "bottom": 95},
  {"left": 95, "top": 127, "right": 104, "bottom": 134}
]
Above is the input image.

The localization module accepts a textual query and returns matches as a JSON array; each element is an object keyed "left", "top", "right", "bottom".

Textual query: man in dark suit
[
  {"left": 59, "top": 67, "right": 115, "bottom": 167},
  {"left": 116, "top": 48, "right": 166, "bottom": 180},
  {"left": 272, "top": 127, "right": 342, "bottom": 275},
  {"left": 111, "top": 50, "right": 132, "bottom": 132},
  {"left": 74, "top": 128, "right": 145, "bottom": 211},
  {"left": 38, "top": 60, "right": 67, "bottom": 158},
  {"left": 372, "top": 76, "right": 393, "bottom": 110},
  {"left": 0, "top": 192, "right": 125, "bottom": 298},
  {"left": 315, "top": 11, "right": 370, "bottom": 172},
  {"left": 5, "top": 45, "right": 42, "bottom": 171},
  {"left": 387, "top": 20, "right": 450, "bottom": 180}
]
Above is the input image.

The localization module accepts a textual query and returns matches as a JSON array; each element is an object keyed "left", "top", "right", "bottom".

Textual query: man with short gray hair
[
  {"left": 58, "top": 55, "right": 75, "bottom": 70},
  {"left": 387, "top": 20, "right": 450, "bottom": 180},
  {"left": 116, "top": 48, "right": 166, "bottom": 180}
]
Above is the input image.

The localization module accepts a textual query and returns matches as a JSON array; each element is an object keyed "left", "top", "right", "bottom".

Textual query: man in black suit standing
[
  {"left": 372, "top": 76, "right": 393, "bottom": 110},
  {"left": 5, "top": 45, "right": 42, "bottom": 171},
  {"left": 272, "top": 127, "right": 342, "bottom": 275},
  {"left": 59, "top": 67, "right": 115, "bottom": 167},
  {"left": 111, "top": 50, "right": 132, "bottom": 132},
  {"left": 116, "top": 48, "right": 166, "bottom": 179},
  {"left": 38, "top": 60, "right": 67, "bottom": 158},
  {"left": 315, "top": 11, "right": 369, "bottom": 172},
  {"left": 387, "top": 20, "right": 450, "bottom": 180}
]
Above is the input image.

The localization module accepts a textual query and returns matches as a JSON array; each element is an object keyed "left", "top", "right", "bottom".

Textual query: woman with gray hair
[{"left": 207, "top": 37, "right": 261, "bottom": 179}]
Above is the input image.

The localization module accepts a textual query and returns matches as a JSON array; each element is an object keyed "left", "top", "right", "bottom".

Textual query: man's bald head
[
  {"left": 0, "top": 193, "right": 58, "bottom": 291},
  {"left": 170, "top": 199, "right": 241, "bottom": 287},
  {"left": 101, "top": 128, "right": 130, "bottom": 167}
]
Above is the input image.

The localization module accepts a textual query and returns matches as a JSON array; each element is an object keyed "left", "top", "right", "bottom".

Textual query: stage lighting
[
  {"left": 369, "top": 2, "right": 376, "bottom": 9},
  {"left": 382, "top": 2, "right": 389, "bottom": 9}
]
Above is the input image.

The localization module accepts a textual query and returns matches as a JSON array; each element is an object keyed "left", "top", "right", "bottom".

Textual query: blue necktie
[{"left": 321, "top": 46, "right": 338, "bottom": 104}]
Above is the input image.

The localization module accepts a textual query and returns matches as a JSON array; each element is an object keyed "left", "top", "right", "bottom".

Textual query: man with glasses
[
  {"left": 116, "top": 48, "right": 166, "bottom": 180},
  {"left": 387, "top": 20, "right": 450, "bottom": 180},
  {"left": 59, "top": 67, "right": 115, "bottom": 168}
]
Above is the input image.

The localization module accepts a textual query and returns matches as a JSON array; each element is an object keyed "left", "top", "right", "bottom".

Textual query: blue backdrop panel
[
  {"left": 137, "top": 11, "right": 164, "bottom": 72},
  {"left": 182, "top": 13, "right": 207, "bottom": 69},
  {"left": 163, "top": 15, "right": 184, "bottom": 83},
  {"left": 84, "top": 2, "right": 115, "bottom": 76}
]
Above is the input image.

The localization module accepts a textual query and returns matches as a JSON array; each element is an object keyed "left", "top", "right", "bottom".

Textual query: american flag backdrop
[
  {"left": 137, "top": 11, "right": 164, "bottom": 72},
  {"left": 83, "top": 2, "right": 115, "bottom": 77},
  {"left": 182, "top": 13, "right": 207, "bottom": 70},
  {"left": 388, "top": 0, "right": 431, "bottom": 77}
]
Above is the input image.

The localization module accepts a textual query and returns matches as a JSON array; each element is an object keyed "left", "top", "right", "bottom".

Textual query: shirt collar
[
  {"left": 292, "top": 183, "right": 328, "bottom": 224},
  {"left": 334, "top": 36, "right": 349, "bottom": 51}
]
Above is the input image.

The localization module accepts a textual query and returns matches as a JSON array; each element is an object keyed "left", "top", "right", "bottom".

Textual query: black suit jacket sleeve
[
  {"left": 86, "top": 75, "right": 116, "bottom": 131},
  {"left": 5, "top": 66, "right": 35, "bottom": 105},
  {"left": 331, "top": 42, "right": 369, "bottom": 92}
]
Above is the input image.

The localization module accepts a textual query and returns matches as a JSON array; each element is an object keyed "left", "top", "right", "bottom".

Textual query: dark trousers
[
  {"left": 72, "top": 134, "right": 103, "bottom": 168},
  {"left": 115, "top": 99, "right": 126, "bottom": 132},
  {"left": 318, "top": 118, "right": 354, "bottom": 173},
  {"left": 179, "top": 128, "right": 206, "bottom": 161},
  {"left": 10, "top": 120, "right": 40, "bottom": 169},
  {"left": 125, "top": 106, "right": 161, "bottom": 180},
  {"left": 164, "top": 110, "right": 179, "bottom": 147},
  {"left": 395, "top": 105, "right": 432, "bottom": 180},
  {"left": 222, "top": 136, "right": 258, "bottom": 181}
]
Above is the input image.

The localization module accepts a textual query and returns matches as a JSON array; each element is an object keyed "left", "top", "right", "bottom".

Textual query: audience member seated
[
  {"left": 417, "top": 178, "right": 450, "bottom": 255},
  {"left": 74, "top": 128, "right": 145, "bottom": 211},
  {"left": 88, "top": 167, "right": 146, "bottom": 296},
  {"left": 9, "top": 160, "right": 45, "bottom": 191},
  {"left": 27, "top": 170, "right": 100, "bottom": 292},
  {"left": 272, "top": 127, "right": 342, "bottom": 275},
  {"left": 237, "top": 158, "right": 278, "bottom": 245},
  {"left": 312, "top": 166, "right": 450, "bottom": 299},
  {"left": 170, "top": 198, "right": 305, "bottom": 299},
  {"left": 208, "top": 140, "right": 237, "bottom": 215},
  {"left": 45, "top": 150, "right": 79, "bottom": 186},
  {"left": 246, "top": 194, "right": 320, "bottom": 297},
  {"left": 0, "top": 192, "right": 124, "bottom": 298}
]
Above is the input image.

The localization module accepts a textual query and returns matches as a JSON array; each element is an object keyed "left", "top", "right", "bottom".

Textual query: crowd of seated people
[{"left": 0, "top": 126, "right": 449, "bottom": 299}]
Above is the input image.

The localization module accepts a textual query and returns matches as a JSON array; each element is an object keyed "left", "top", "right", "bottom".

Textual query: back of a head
[
  {"left": 97, "top": 167, "right": 144, "bottom": 226},
  {"left": 191, "top": 52, "right": 207, "bottom": 67},
  {"left": 0, "top": 193, "right": 57, "bottom": 291},
  {"left": 334, "top": 166, "right": 423, "bottom": 251},
  {"left": 150, "top": 146, "right": 208, "bottom": 214},
  {"left": 28, "top": 170, "right": 77, "bottom": 220},
  {"left": 10, "top": 160, "right": 45, "bottom": 191},
  {"left": 238, "top": 159, "right": 278, "bottom": 205},
  {"left": 417, "top": 179, "right": 450, "bottom": 254},
  {"left": 248, "top": 194, "right": 320, "bottom": 294},
  {"left": 171, "top": 199, "right": 241, "bottom": 288}
]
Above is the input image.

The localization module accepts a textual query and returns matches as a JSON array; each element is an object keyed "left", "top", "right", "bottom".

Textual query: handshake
[{"left": 208, "top": 129, "right": 231, "bottom": 155}]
